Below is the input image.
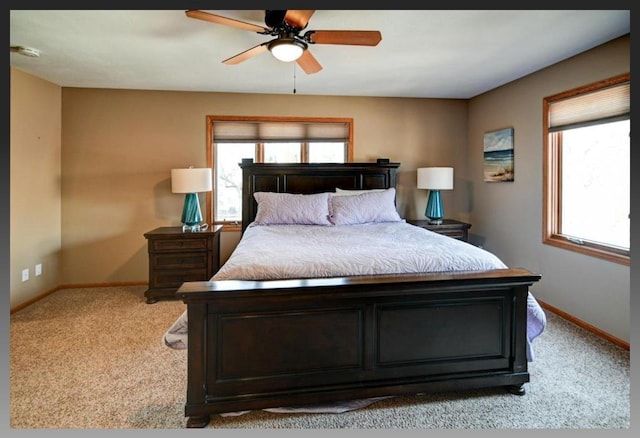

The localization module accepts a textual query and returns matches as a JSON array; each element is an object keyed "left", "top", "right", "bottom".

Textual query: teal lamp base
[
  {"left": 181, "top": 193, "right": 204, "bottom": 232},
  {"left": 425, "top": 190, "right": 444, "bottom": 225}
]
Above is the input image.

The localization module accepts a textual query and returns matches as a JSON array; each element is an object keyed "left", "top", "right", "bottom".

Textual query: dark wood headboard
[{"left": 239, "top": 159, "right": 400, "bottom": 232}]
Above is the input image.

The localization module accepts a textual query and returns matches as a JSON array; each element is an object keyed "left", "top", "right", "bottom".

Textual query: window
[
  {"left": 543, "top": 73, "right": 630, "bottom": 265},
  {"left": 206, "top": 116, "right": 354, "bottom": 231}
]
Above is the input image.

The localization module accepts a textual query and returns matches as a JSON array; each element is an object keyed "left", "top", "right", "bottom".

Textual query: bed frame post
[
  {"left": 184, "top": 303, "right": 211, "bottom": 428},
  {"left": 508, "top": 283, "right": 530, "bottom": 395}
]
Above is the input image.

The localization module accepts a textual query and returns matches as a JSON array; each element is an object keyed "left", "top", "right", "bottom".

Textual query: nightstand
[
  {"left": 407, "top": 219, "right": 471, "bottom": 242},
  {"left": 143, "top": 225, "right": 222, "bottom": 304}
]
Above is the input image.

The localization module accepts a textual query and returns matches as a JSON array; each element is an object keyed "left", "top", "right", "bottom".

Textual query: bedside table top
[
  {"left": 407, "top": 219, "right": 471, "bottom": 229},
  {"left": 144, "top": 225, "right": 223, "bottom": 237}
]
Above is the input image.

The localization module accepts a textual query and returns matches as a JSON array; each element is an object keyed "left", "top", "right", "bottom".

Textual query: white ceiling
[{"left": 9, "top": 9, "right": 630, "bottom": 99}]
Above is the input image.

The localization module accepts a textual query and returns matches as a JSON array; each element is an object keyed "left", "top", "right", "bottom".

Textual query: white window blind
[
  {"left": 213, "top": 121, "right": 349, "bottom": 142},
  {"left": 548, "top": 82, "right": 630, "bottom": 132}
]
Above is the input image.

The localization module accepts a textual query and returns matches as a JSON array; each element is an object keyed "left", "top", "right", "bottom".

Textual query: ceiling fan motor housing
[{"left": 265, "top": 10, "right": 287, "bottom": 29}]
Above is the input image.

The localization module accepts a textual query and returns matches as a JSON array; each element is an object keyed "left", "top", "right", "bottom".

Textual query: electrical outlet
[
  {"left": 22, "top": 268, "right": 29, "bottom": 282},
  {"left": 35, "top": 264, "right": 42, "bottom": 276}
]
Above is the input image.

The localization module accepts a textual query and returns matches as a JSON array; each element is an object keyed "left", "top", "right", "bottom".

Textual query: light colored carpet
[{"left": 9, "top": 286, "right": 630, "bottom": 429}]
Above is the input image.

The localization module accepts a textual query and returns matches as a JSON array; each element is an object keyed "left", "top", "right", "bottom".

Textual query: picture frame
[{"left": 483, "top": 127, "right": 514, "bottom": 182}]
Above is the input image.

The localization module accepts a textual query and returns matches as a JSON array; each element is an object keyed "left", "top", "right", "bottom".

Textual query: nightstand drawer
[
  {"left": 151, "top": 253, "right": 208, "bottom": 269},
  {"left": 435, "top": 230, "right": 465, "bottom": 240},
  {"left": 152, "top": 239, "right": 208, "bottom": 252},
  {"left": 153, "top": 269, "right": 209, "bottom": 289},
  {"left": 406, "top": 219, "right": 471, "bottom": 242}
]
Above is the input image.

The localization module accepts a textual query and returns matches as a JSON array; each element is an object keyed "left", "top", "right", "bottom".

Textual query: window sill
[
  {"left": 212, "top": 222, "right": 242, "bottom": 232},
  {"left": 543, "top": 234, "right": 629, "bottom": 266}
]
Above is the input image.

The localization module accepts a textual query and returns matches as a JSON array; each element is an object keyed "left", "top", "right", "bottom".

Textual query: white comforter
[
  {"left": 164, "top": 221, "right": 546, "bottom": 360},
  {"left": 215, "top": 221, "right": 508, "bottom": 280}
]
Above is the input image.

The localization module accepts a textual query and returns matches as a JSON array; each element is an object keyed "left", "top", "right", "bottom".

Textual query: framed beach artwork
[{"left": 483, "top": 127, "right": 514, "bottom": 182}]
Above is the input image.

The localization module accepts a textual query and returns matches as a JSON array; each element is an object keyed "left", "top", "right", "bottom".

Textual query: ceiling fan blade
[
  {"left": 308, "top": 30, "right": 382, "bottom": 46},
  {"left": 185, "top": 10, "right": 269, "bottom": 33},
  {"left": 222, "top": 43, "right": 270, "bottom": 65},
  {"left": 284, "top": 10, "right": 315, "bottom": 29},
  {"left": 296, "top": 50, "right": 323, "bottom": 74}
]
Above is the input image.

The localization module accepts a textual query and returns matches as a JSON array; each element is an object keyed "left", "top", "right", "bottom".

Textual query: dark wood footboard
[{"left": 176, "top": 268, "right": 540, "bottom": 427}]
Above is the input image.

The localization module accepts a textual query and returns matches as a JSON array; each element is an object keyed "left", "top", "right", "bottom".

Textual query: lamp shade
[
  {"left": 171, "top": 168, "right": 212, "bottom": 194},
  {"left": 417, "top": 167, "right": 454, "bottom": 190}
]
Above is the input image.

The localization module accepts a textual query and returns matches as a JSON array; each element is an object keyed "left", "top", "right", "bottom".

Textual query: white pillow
[
  {"left": 253, "top": 192, "right": 332, "bottom": 225},
  {"left": 333, "top": 188, "right": 386, "bottom": 196},
  {"left": 329, "top": 188, "right": 402, "bottom": 225}
]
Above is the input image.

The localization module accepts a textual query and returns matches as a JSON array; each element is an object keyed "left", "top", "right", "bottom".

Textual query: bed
[{"left": 165, "top": 160, "right": 545, "bottom": 428}]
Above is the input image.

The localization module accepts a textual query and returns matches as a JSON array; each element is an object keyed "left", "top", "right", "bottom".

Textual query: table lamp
[
  {"left": 171, "top": 167, "right": 212, "bottom": 232},
  {"left": 417, "top": 167, "right": 454, "bottom": 225}
]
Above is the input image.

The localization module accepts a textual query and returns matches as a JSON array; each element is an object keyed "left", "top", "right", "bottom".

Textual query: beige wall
[
  {"left": 59, "top": 89, "right": 467, "bottom": 285},
  {"left": 10, "top": 69, "right": 62, "bottom": 308},
  {"left": 10, "top": 35, "right": 630, "bottom": 343},
  {"left": 468, "top": 35, "right": 630, "bottom": 341}
]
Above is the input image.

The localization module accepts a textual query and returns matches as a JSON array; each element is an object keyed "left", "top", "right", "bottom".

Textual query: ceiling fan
[{"left": 185, "top": 10, "right": 382, "bottom": 74}]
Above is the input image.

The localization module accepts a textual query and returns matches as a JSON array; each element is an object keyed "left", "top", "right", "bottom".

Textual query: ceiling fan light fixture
[
  {"left": 10, "top": 45, "right": 40, "bottom": 57},
  {"left": 268, "top": 38, "right": 306, "bottom": 62}
]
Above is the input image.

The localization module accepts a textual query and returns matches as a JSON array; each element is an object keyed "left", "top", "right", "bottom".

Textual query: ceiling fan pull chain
[{"left": 293, "top": 62, "right": 297, "bottom": 94}]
